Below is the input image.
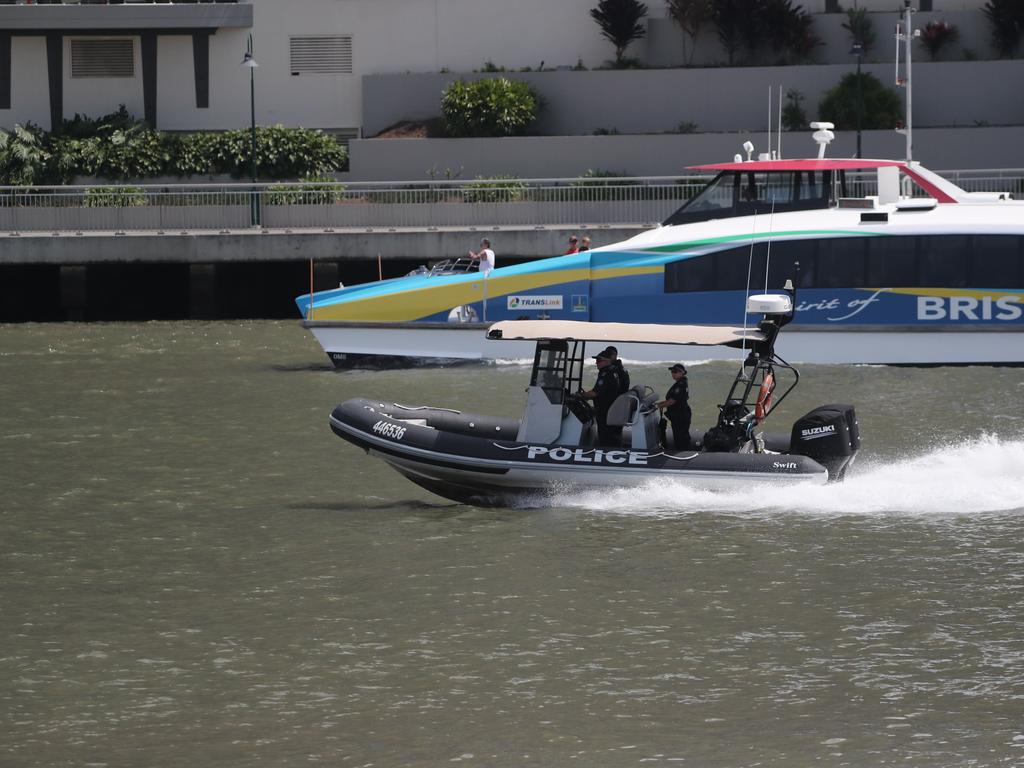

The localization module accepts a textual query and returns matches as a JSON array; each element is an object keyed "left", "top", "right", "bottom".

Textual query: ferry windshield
[{"left": 664, "top": 170, "right": 842, "bottom": 226}]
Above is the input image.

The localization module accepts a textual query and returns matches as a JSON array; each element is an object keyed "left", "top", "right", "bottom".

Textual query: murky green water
[{"left": 2, "top": 321, "right": 1023, "bottom": 767}]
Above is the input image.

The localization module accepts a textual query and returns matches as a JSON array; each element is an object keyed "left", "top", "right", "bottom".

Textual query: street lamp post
[
  {"left": 242, "top": 35, "right": 260, "bottom": 226},
  {"left": 850, "top": 42, "right": 864, "bottom": 159}
]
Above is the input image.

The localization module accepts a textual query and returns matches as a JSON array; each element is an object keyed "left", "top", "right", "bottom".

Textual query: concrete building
[{"left": 0, "top": 0, "right": 1007, "bottom": 137}]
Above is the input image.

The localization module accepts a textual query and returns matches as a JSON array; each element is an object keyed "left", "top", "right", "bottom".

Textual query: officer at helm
[{"left": 580, "top": 349, "right": 623, "bottom": 446}]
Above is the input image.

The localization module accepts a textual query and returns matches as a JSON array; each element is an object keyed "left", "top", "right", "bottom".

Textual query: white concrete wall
[
  {"left": 62, "top": 36, "right": 145, "bottom": 123},
  {"left": 362, "top": 60, "right": 1024, "bottom": 138},
  {"left": 345, "top": 127, "right": 1024, "bottom": 181},
  {"left": 6, "top": 36, "right": 50, "bottom": 129}
]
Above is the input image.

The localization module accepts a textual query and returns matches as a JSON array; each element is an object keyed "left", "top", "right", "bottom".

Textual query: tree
[
  {"left": 818, "top": 72, "right": 902, "bottom": 131},
  {"left": 710, "top": 0, "right": 765, "bottom": 65},
  {"left": 666, "top": 0, "right": 713, "bottom": 66},
  {"left": 590, "top": 0, "right": 649, "bottom": 66},
  {"left": 982, "top": 0, "right": 1024, "bottom": 58},
  {"left": 763, "top": 0, "right": 820, "bottom": 64},
  {"left": 842, "top": 8, "right": 876, "bottom": 56}
]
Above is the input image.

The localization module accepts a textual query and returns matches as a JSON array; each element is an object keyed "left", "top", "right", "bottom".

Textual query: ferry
[{"left": 297, "top": 126, "right": 1024, "bottom": 366}]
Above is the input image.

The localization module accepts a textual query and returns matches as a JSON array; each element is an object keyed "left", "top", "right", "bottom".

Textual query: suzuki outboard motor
[{"left": 789, "top": 404, "right": 860, "bottom": 481}]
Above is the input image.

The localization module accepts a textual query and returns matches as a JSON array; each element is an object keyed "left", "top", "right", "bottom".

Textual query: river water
[{"left": 2, "top": 321, "right": 1024, "bottom": 767}]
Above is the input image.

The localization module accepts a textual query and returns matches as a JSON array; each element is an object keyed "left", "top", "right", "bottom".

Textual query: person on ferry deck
[
  {"left": 564, "top": 235, "right": 579, "bottom": 254},
  {"left": 579, "top": 236, "right": 591, "bottom": 251},
  {"left": 468, "top": 238, "right": 495, "bottom": 276},
  {"left": 657, "top": 364, "right": 692, "bottom": 451},
  {"left": 580, "top": 349, "right": 622, "bottom": 446}
]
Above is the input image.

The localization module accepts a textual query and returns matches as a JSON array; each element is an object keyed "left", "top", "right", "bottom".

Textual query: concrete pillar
[
  {"left": 60, "top": 265, "right": 87, "bottom": 321},
  {"left": 313, "top": 261, "right": 339, "bottom": 292},
  {"left": 189, "top": 264, "right": 218, "bottom": 319}
]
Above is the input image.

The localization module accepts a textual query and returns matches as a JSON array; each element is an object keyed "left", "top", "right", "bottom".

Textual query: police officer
[
  {"left": 657, "top": 363, "right": 692, "bottom": 451},
  {"left": 580, "top": 349, "right": 623, "bottom": 446},
  {"left": 603, "top": 346, "right": 630, "bottom": 395}
]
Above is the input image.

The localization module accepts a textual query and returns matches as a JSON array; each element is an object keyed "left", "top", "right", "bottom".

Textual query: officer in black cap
[
  {"left": 657, "top": 363, "right": 692, "bottom": 451},
  {"left": 580, "top": 348, "right": 623, "bottom": 445},
  {"left": 604, "top": 345, "right": 630, "bottom": 395}
]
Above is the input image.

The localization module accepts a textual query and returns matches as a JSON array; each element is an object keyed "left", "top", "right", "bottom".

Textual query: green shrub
[
  {"left": 570, "top": 169, "right": 637, "bottom": 201},
  {"left": 463, "top": 175, "right": 526, "bottom": 203},
  {"left": 781, "top": 89, "right": 808, "bottom": 131},
  {"left": 441, "top": 79, "right": 541, "bottom": 138},
  {"left": 266, "top": 176, "right": 346, "bottom": 205},
  {"left": 819, "top": 72, "right": 902, "bottom": 131},
  {"left": 0, "top": 106, "right": 349, "bottom": 185},
  {"left": 918, "top": 20, "right": 959, "bottom": 61},
  {"left": 83, "top": 186, "right": 147, "bottom": 207}
]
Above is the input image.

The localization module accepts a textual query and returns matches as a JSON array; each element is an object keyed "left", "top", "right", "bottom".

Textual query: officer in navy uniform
[
  {"left": 657, "top": 363, "right": 692, "bottom": 451},
  {"left": 580, "top": 349, "right": 623, "bottom": 446},
  {"left": 604, "top": 346, "right": 630, "bottom": 395}
]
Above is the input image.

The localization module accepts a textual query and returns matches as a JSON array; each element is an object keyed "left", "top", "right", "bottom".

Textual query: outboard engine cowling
[{"left": 789, "top": 404, "right": 860, "bottom": 481}]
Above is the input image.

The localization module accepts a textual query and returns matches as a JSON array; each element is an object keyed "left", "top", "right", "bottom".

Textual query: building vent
[
  {"left": 290, "top": 36, "right": 353, "bottom": 75},
  {"left": 70, "top": 39, "right": 135, "bottom": 78}
]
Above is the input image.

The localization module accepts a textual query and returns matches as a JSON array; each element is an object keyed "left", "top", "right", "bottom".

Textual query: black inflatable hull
[{"left": 330, "top": 398, "right": 831, "bottom": 506}]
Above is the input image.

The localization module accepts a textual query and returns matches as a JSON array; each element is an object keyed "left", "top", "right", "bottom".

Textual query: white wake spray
[{"left": 552, "top": 435, "right": 1024, "bottom": 517}]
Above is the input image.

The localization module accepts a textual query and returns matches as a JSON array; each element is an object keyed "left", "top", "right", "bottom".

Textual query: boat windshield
[
  {"left": 530, "top": 340, "right": 585, "bottom": 405},
  {"left": 663, "top": 170, "right": 841, "bottom": 226}
]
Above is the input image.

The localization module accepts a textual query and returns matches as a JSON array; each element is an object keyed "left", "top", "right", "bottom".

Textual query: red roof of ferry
[{"left": 689, "top": 158, "right": 906, "bottom": 172}]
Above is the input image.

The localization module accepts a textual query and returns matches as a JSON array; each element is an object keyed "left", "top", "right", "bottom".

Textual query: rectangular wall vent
[
  {"left": 290, "top": 36, "right": 353, "bottom": 75},
  {"left": 71, "top": 39, "right": 135, "bottom": 78}
]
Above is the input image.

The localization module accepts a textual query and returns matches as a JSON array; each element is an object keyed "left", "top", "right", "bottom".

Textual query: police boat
[{"left": 328, "top": 282, "right": 860, "bottom": 506}]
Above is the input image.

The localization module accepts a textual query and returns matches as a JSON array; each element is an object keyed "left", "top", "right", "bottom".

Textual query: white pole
[
  {"left": 905, "top": 1, "right": 913, "bottom": 162},
  {"left": 777, "top": 85, "right": 783, "bottom": 158}
]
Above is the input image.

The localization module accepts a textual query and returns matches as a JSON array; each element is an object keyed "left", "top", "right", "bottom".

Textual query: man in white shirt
[{"left": 469, "top": 238, "right": 496, "bottom": 276}]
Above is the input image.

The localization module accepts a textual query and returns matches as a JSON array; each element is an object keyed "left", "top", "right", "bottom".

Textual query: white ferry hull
[{"left": 304, "top": 321, "right": 1022, "bottom": 366}]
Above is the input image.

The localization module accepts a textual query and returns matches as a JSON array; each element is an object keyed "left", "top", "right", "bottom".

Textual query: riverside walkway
[
  {"left": 1, "top": 169, "right": 1020, "bottom": 264},
  {"left": 1, "top": 170, "right": 1020, "bottom": 320}
]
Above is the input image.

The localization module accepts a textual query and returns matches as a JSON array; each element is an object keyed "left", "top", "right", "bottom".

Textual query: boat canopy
[{"left": 486, "top": 320, "right": 765, "bottom": 348}]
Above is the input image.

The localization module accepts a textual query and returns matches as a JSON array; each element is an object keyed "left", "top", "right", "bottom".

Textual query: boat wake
[{"left": 549, "top": 435, "right": 1024, "bottom": 517}]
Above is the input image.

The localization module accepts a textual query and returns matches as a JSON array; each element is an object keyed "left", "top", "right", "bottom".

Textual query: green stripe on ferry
[{"left": 640, "top": 229, "right": 884, "bottom": 254}]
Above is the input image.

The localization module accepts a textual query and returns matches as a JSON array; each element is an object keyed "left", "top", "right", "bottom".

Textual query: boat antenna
[
  {"left": 740, "top": 211, "right": 758, "bottom": 364},
  {"left": 764, "top": 199, "right": 776, "bottom": 294},
  {"left": 767, "top": 86, "right": 771, "bottom": 162}
]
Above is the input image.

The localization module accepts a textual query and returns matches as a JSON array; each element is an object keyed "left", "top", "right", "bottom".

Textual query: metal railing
[{"left": 0, "top": 169, "right": 1019, "bottom": 235}]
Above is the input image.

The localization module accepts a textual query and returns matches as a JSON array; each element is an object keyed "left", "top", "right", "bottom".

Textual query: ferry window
[
  {"left": 919, "top": 235, "right": 969, "bottom": 288},
  {"left": 867, "top": 236, "right": 917, "bottom": 287},
  {"left": 770, "top": 239, "right": 816, "bottom": 288},
  {"left": 971, "top": 235, "right": 1022, "bottom": 288},
  {"left": 817, "top": 238, "right": 867, "bottom": 288},
  {"left": 740, "top": 173, "right": 795, "bottom": 206},
  {"left": 662, "top": 173, "right": 736, "bottom": 225},
  {"left": 716, "top": 243, "right": 767, "bottom": 291},
  {"left": 664, "top": 253, "right": 714, "bottom": 293}
]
